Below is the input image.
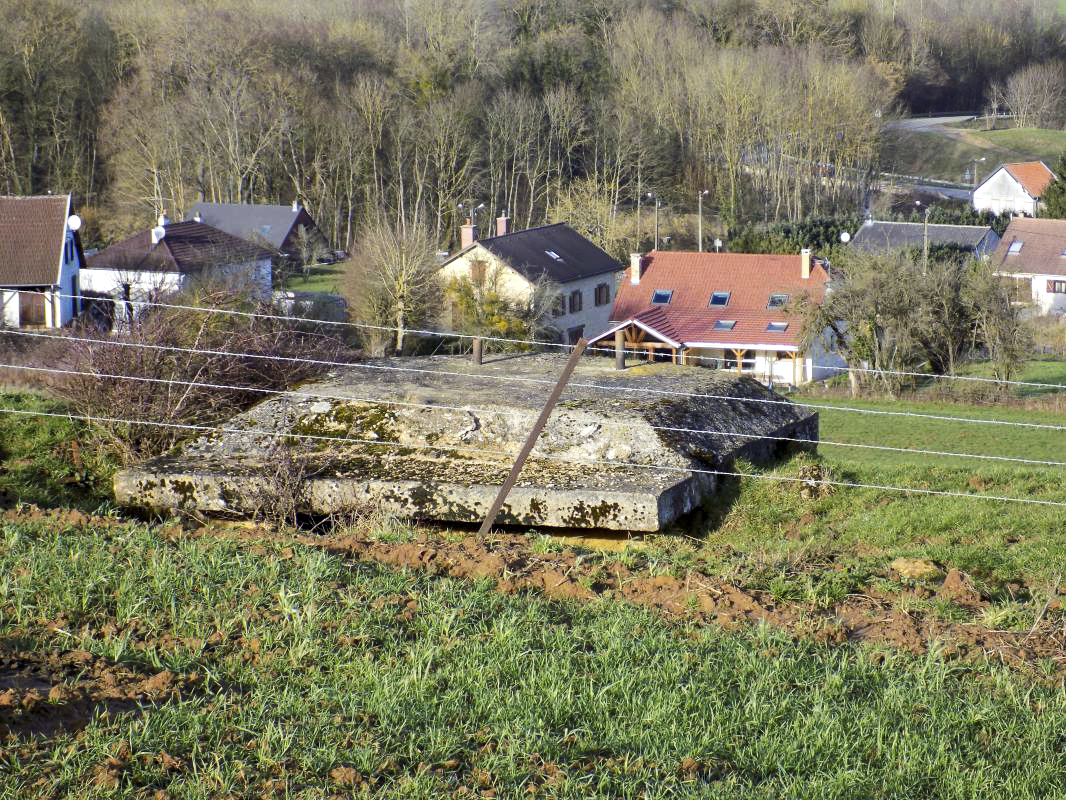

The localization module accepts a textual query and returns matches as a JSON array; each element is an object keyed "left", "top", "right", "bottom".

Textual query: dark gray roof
[
  {"left": 187, "top": 202, "right": 314, "bottom": 251},
  {"left": 468, "top": 223, "right": 620, "bottom": 284},
  {"left": 849, "top": 220, "right": 994, "bottom": 252},
  {"left": 87, "top": 221, "right": 273, "bottom": 274}
]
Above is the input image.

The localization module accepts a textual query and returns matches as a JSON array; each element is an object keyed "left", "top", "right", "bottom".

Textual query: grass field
[
  {"left": 880, "top": 124, "right": 1066, "bottom": 183},
  {"left": 2, "top": 520, "right": 1066, "bottom": 798},
  {"left": 280, "top": 262, "right": 346, "bottom": 294},
  {"left": 1, "top": 380, "right": 1066, "bottom": 796}
]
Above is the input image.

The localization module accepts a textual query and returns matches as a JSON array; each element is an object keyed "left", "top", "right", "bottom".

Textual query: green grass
[
  {"left": 880, "top": 125, "right": 1066, "bottom": 183},
  {"left": 2, "top": 520, "right": 1066, "bottom": 798},
  {"left": 280, "top": 262, "right": 346, "bottom": 294},
  {"left": 954, "top": 358, "right": 1066, "bottom": 397},
  {"left": 0, "top": 391, "right": 114, "bottom": 511}
]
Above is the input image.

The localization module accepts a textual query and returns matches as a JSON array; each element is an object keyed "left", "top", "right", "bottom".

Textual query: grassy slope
[
  {"left": 880, "top": 125, "right": 1066, "bottom": 183},
  {"left": 2, "top": 521, "right": 1066, "bottom": 799}
]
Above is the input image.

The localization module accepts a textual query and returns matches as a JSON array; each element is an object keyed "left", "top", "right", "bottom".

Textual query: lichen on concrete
[{"left": 114, "top": 354, "right": 818, "bottom": 531}]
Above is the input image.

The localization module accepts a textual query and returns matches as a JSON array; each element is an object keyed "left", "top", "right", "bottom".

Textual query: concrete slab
[{"left": 114, "top": 354, "right": 818, "bottom": 531}]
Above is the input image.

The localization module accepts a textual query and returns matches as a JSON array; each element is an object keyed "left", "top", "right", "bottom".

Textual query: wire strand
[
  {"left": 4, "top": 405, "right": 1065, "bottom": 509},
  {"left": 10, "top": 360, "right": 1066, "bottom": 468},
  {"left": 7, "top": 327, "right": 1066, "bottom": 431},
  {"left": 7, "top": 360, "right": 1065, "bottom": 467},
  {"left": 28, "top": 289, "right": 1066, "bottom": 392}
]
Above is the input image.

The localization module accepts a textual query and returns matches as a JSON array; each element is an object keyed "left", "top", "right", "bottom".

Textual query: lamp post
[
  {"left": 915, "top": 200, "right": 930, "bottom": 273},
  {"left": 697, "top": 189, "right": 709, "bottom": 251},
  {"left": 972, "top": 156, "right": 986, "bottom": 189},
  {"left": 648, "top": 192, "right": 659, "bottom": 250}
]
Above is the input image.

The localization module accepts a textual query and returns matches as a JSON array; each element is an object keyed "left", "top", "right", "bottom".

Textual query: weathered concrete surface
[{"left": 114, "top": 354, "right": 818, "bottom": 531}]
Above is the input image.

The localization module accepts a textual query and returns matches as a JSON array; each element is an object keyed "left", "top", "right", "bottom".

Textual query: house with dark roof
[
  {"left": 82, "top": 216, "right": 273, "bottom": 326},
  {"left": 989, "top": 217, "right": 1066, "bottom": 315},
  {"left": 848, "top": 219, "right": 999, "bottom": 257},
  {"left": 588, "top": 250, "right": 844, "bottom": 385},
  {"left": 0, "top": 194, "right": 84, "bottom": 328},
  {"left": 973, "top": 161, "right": 1055, "bottom": 216},
  {"left": 187, "top": 201, "right": 330, "bottom": 263},
  {"left": 438, "top": 216, "right": 621, "bottom": 343}
]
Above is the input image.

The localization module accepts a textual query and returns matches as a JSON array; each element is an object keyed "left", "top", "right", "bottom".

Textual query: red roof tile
[
  {"left": 1003, "top": 161, "right": 1055, "bottom": 198},
  {"left": 0, "top": 195, "right": 71, "bottom": 286},
  {"left": 605, "top": 251, "right": 828, "bottom": 349}
]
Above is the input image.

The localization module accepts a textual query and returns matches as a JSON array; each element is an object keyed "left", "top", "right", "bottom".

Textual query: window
[
  {"left": 1008, "top": 240, "right": 1023, "bottom": 254},
  {"left": 470, "top": 261, "right": 486, "bottom": 284},
  {"left": 567, "top": 325, "right": 585, "bottom": 345},
  {"left": 651, "top": 289, "right": 673, "bottom": 305},
  {"left": 713, "top": 319, "right": 736, "bottom": 330},
  {"left": 594, "top": 283, "right": 611, "bottom": 306},
  {"left": 260, "top": 225, "right": 272, "bottom": 236},
  {"left": 1049, "top": 280, "right": 1066, "bottom": 294},
  {"left": 552, "top": 295, "right": 565, "bottom": 317},
  {"left": 545, "top": 250, "right": 564, "bottom": 262},
  {"left": 767, "top": 293, "right": 789, "bottom": 309},
  {"left": 766, "top": 321, "right": 789, "bottom": 332},
  {"left": 709, "top": 291, "right": 730, "bottom": 306},
  {"left": 569, "top": 289, "right": 583, "bottom": 313}
]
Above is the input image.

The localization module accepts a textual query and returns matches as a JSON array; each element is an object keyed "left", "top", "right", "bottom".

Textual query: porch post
[{"left": 614, "top": 329, "right": 625, "bottom": 370}]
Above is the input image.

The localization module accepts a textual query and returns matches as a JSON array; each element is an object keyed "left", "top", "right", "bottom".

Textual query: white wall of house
[
  {"left": 997, "top": 271, "right": 1066, "bottom": 315},
  {"left": 440, "top": 246, "right": 617, "bottom": 342},
  {"left": 0, "top": 230, "right": 82, "bottom": 329},
  {"left": 973, "top": 169, "right": 1039, "bottom": 216},
  {"left": 681, "top": 333, "right": 845, "bottom": 386}
]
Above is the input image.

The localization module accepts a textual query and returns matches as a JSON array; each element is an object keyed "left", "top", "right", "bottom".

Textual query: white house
[
  {"left": 0, "top": 194, "right": 84, "bottom": 328},
  {"left": 588, "top": 249, "right": 845, "bottom": 385},
  {"left": 973, "top": 161, "right": 1055, "bottom": 217},
  {"left": 438, "top": 216, "right": 620, "bottom": 344},
  {"left": 989, "top": 217, "right": 1066, "bottom": 315},
  {"left": 82, "top": 216, "right": 273, "bottom": 328}
]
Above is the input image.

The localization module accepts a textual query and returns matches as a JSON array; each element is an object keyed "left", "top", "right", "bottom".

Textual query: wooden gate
[{"left": 19, "top": 291, "right": 45, "bottom": 326}]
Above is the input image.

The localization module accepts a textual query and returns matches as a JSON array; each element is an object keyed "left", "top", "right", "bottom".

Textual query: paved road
[{"left": 884, "top": 115, "right": 977, "bottom": 131}]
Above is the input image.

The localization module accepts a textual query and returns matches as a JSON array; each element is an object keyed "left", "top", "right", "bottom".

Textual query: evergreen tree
[{"left": 1041, "top": 151, "right": 1066, "bottom": 219}]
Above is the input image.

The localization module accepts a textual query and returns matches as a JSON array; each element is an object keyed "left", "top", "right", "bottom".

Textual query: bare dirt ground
[{"left": 311, "top": 530, "right": 1066, "bottom": 676}]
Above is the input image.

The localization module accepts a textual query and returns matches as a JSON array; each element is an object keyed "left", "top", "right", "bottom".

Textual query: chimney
[
  {"left": 495, "top": 213, "right": 511, "bottom": 237},
  {"left": 460, "top": 218, "right": 478, "bottom": 250},
  {"left": 292, "top": 199, "right": 300, "bottom": 212},
  {"left": 157, "top": 211, "right": 170, "bottom": 228},
  {"left": 629, "top": 253, "right": 644, "bottom": 285},
  {"left": 800, "top": 247, "right": 812, "bottom": 280}
]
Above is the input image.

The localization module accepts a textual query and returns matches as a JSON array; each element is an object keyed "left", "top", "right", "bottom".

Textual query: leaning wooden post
[
  {"left": 478, "top": 339, "right": 588, "bottom": 535},
  {"left": 614, "top": 329, "right": 625, "bottom": 370},
  {"left": 472, "top": 337, "right": 483, "bottom": 365}
]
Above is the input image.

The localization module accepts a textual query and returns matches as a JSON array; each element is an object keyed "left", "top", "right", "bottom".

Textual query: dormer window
[
  {"left": 713, "top": 319, "right": 736, "bottom": 330},
  {"left": 1008, "top": 241, "right": 1023, "bottom": 254},
  {"left": 767, "top": 321, "right": 789, "bottom": 332},
  {"left": 767, "top": 293, "right": 789, "bottom": 309},
  {"left": 651, "top": 289, "right": 673, "bottom": 305},
  {"left": 709, "top": 291, "right": 730, "bottom": 306},
  {"left": 545, "top": 250, "right": 564, "bottom": 261}
]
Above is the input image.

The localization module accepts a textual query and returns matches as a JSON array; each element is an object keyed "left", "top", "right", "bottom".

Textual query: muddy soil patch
[
  {"left": 0, "top": 638, "right": 201, "bottom": 739},
  {"left": 313, "top": 531, "right": 1066, "bottom": 676}
]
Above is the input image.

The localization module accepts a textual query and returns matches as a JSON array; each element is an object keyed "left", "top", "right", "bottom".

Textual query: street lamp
[
  {"left": 972, "top": 156, "right": 986, "bottom": 189},
  {"left": 697, "top": 189, "right": 709, "bottom": 252},
  {"left": 647, "top": 192, "right": 659, "bottom": 250},
  {"left": 915, "top": 200, "right": 930, "bottom": 272}
]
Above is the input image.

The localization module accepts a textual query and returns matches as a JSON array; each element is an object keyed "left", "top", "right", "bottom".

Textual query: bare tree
[
  {"left": 346, "top": 218, "right": 441, "bottom": 355},
  {"left": 1004, "top": 60, "right": 1066, "bottom": 129}
]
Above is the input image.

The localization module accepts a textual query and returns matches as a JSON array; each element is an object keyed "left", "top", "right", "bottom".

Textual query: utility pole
[
  {"left": 697, "top": 189, "right": 708, "bottom": 251},
  {"left": 649, "top": 193, "right": 658, "bottom": 250},
  {"left": 916, "top": 201, "right": 930, "bottom": 273}
]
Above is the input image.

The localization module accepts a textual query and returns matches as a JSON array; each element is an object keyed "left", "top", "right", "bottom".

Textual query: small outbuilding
[
  {"left": 847, "top": 219, "right": 999, "bottom": 258},
  {"left": 0, "top": 194, "right": 84, "bottom": 328}
]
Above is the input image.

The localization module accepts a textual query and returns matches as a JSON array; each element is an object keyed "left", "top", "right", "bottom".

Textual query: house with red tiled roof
[
  {"left": 989, "top": 217, "right": 1066, "bottom": 315},
  {"left": 588, "top": 250, "right": 845, "bottom": 385},
  {"left": 0, "top": 195, "right": 84, "bottom": 328},
  {"left": 973, "top": 161, "right": 1055, "bottom": 217}
]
